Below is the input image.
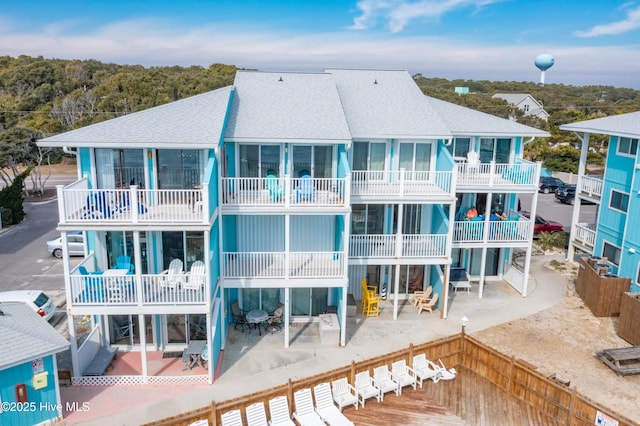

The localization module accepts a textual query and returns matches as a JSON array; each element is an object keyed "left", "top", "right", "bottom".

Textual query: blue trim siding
[{"left": 0, "top": 355, "right": 61, "bottom": 425}]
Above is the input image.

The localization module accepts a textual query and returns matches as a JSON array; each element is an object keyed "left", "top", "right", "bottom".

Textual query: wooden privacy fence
[
  {"left": 617, "top": 292, "right": 640, "bottom": 345},
  {"left": 145, "top": 331, "right": 637, "bottom": 426},
  {"left": 576, "top": 257, "right": 630, "bottom": 317}
]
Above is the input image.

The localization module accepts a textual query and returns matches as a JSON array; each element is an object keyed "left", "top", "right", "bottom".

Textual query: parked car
[
  {"left": 46, "top": 231, "right": 85, "bottom": 259},
  {"left": 0, "top": 290, "right": 57, "bottom": 321},
  {"left": 518, "top": 211, "right": 565, "bottom": 237},
  {"left": 555, "top": 184, "right": 577, "bottom": 204},
  {"left": 538, "top": 176, "right": 565, "bottom": 194},
  {"left": 554, "top": 184, "right": 596, "bottom": 205}
]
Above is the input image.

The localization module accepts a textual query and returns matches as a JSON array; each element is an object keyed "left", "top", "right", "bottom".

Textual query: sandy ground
[{"left": 474, "top": 260, "right": 640, "bottom": 424}]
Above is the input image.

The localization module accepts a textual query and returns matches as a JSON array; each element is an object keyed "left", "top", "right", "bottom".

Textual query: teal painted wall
[
  {"left": 0, "top": 355, "right": 62, "bottom": 425},
  {"left": 595, "top": 136, "right": 635, "bottom": 275}
]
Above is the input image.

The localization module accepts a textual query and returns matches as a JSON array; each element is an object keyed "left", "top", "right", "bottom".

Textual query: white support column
[
  {"left": 341, "top": 208, "right": 351, "bottom": 347},
  {"left": 567, "top": 132, "right": 590, "bottom": 261},
  {"left": 284, "top": 287, "right": 290, "bottom": 348},
  {"left": 133, "top": 231, "right": 142, "bottom": 306},
  {"left": 442, "top": 195, "right": 457, "bottom": 319},
  {"left": 285, "top": 214, "right": 290, "bottom": 280},
  {"left": 138, "top": 314, "right": 148, "bottom": 380},
  {"left": 393, "top": 264, "right": 401, "bottom": 320},
  {"left": 478, "top": 247, "right": 487, "bottom": 298},
  {"left": 523, "top": 183, "right": 541, "bottom": 297},
  {"left": 340, "top": 286, "right": 347, "bottom": 347}
]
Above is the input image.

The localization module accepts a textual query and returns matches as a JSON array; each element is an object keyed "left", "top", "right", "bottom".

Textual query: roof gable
[
  {"left": 224, "top": 71, "right": 351, "bottom": 143},
  {"left": 426, "top": 96, "right": 549, "bottom": 137},
  {"left": 560, "top": 111, "right": 640, "bottom": 139},
  {"left": 38, "top": 87, "right": 234, "bottom": 148},
  {"left": 326, "top": 69, "right": 451, "bottom": 140},
  {"left": 0, "top": 302, "right": 69, "bottom": 370}
]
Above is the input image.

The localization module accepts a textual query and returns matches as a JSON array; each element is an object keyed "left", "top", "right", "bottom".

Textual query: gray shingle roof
[
  {"left": 38, "top": 87, "right": 234, "bottom": 148},
  {"left": 0, "top": 302, "right": 69, "bottom": 370},
  {"left": 493, "top": 93, "right": 531, "bottom": 105},
  {"left": 426, "top": 96, "right": 550, "bottom": 137},
  {"left": 560, "top": 111, "right": 640, "bottom": 139},
  {"left": 326, "top": 69, "right": 452, "bottom": 140},
  {"left": 224, "top": 71, "right": 351, "bottom": 143}
]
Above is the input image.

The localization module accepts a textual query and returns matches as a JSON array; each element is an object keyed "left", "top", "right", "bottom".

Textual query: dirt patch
[{"left": 474, "top": 259, "right": 640, "bottom": 423}]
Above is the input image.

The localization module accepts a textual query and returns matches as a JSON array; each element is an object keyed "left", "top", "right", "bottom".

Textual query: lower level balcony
[
  {"left": 222, "top": 251, "right": 345, "bottom": 279},
  {"left": 452, "top": 218, "right": 532, "bottom": 244},
  {"left": 349, "top": 234, "right": 447, "bottom": 259},
  {"left": 572, "top": 223, "right": 596, "bottom": 252},
  {"left": 69, "top": 269, "right": 208, "bottom": 307}
]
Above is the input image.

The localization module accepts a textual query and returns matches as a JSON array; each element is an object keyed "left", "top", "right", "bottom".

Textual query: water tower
[{"left": 534, "top": 53, "right": 554, "bottom": 85}]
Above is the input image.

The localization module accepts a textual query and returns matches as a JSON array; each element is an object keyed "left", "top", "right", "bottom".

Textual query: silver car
[{"left": 46, "top": 232, "right": 85, "bottom": 258}]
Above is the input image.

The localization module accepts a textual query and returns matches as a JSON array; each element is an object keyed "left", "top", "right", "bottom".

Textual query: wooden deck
[{"left": 342, "top": 368, "right": 563, "bottom": 426}]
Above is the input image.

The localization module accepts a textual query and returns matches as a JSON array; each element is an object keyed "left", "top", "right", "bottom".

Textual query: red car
[{"left": 518, "top": 211, "right": 565, "bottom": 237}]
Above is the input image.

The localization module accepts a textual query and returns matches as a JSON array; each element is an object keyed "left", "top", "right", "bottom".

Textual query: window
[
  {"left": 157, "top": 150, "right": 203, "bottom": 189},
  {"left": 450, "top": 138, "right": 470, "bottom": 159},
  {"left": 239, "top": 145, "right": 281, "bottom": 177},
  {"left": 617, "top": 137, "right": 638, "bottom": 156},
  {"left": 602, "top": 242, "right": 621, "bottom": 266},
  {"left": 636, "top": 264, "right": 640, "bottom": 286},
  {"left": 479, "top": 138, "right": 511, "bottom": 163},
  {"left": 609, "top": 190, "right": 629, "bottom": 212}
]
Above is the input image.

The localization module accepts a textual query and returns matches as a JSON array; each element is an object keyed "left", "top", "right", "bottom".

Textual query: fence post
[
  {"left": 409, "top": 343, "right": 414, "bottom": 364},
  {"left": 350, "top": 360, "right": 355, "bottom": 384},
  {"left": 460, "top": 326, "right": 466, "bottom": 367},
  {"left": 509, "top": 356, "right": 515, "bottom": 394},
  {"left": 567, "top": 386, "right": 577, "bottom": 425},
  {"left": 287, "top": 379, "right": 293, "bottom": 415},
  {"left": 210, "top": 401, "right": 217, "bottom": 426}
]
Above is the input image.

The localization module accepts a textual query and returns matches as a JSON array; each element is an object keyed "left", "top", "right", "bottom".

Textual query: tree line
[{"left": 2, "top": 55, "right": 639, "bottom": 194}]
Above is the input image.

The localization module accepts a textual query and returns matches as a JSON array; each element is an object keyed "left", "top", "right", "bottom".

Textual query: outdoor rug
[{"left": 162, "top": 351, "right": 184, "bottom": 359}]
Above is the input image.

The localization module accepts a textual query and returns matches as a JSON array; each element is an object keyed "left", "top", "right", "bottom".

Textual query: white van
[{"left": 0, "top": 290, "right": 57, "bottom": 322}]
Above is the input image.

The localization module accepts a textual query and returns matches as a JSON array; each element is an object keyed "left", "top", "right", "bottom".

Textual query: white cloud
[
  {"left": 574, "top": 6, "right": 640, "bottom": 37},
  {"left": 350, "top": 0, "right": 501, "bottom": 33},
  {"left": 0, "top": 18, "right": 638, "bottom": 88}
]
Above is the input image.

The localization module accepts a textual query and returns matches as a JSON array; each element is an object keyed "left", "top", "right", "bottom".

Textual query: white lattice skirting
[{"left": 72, "top": 374, "right": 209, "bottom": 386}]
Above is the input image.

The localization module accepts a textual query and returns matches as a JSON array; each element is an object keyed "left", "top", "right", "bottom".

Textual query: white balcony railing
[
  {"left": 349, "top": 234, "right": 447, "bottom": 258},
  {"left": 578, "top": 175, "right": 603, "bottom": 200},
  {"left": 220, "top": 176, "right": 349, "bottom": 207},
  {"left": 58, "top": 179, "right": 208, "bottom": 225},
  {"left": 222, "top": 251, "right": 345, "bottom": 279},
  {"left": 69, "top": 270, "right": 207, "bottom": 307},
  {"left": 452, "top": 218, "right": 531, "bottom": 243},
  {"left": 351, "top": 170, "right": 454, "bottom": 198},
  {"left": 456, "top": 160, "right": 539, "bottom": 188},
  {"left": 573, "top": 223, "right": 596, "bottom": 250}
]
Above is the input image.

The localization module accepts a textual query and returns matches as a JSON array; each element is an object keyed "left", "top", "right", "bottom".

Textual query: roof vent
[
  {"left": 374, "top": 79, "right": 378, "bottom": 84},
  {"left": 279, "top": 76, "right": 283, "bottom": 82}
]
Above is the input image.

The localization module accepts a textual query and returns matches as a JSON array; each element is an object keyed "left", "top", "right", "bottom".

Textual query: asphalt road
[
  {"left": 0, "top": 198, "right": 70, "bottom": 293},
  {"left": 519, "top": 192, "right": 598, "bottom": 231}
]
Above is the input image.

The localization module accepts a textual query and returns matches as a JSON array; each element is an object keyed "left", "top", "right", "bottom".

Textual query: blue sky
[{"left": 2, "top": 0, "right": 640, "bottom": 88}]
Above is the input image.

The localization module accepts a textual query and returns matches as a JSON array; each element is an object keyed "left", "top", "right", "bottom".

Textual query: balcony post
[
  {"left": 130, "top": 185, "right": 139, "bottom": 224},
  {"left": 56, "top": 185, "right": 66, "bottom": 224},
  {"left": 202, "top": 183, "right": 209, "bottom": 222},
  {"left": 285, "top": 174, "right": 290, "bottom": 208}
]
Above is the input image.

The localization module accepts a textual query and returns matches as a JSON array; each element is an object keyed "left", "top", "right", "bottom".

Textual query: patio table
[
  {"left": 182, "top": 340, "right": 206, "bottom": 370},
  {"left": 246, "top": 309, "right": 268, "bottom": 336}
]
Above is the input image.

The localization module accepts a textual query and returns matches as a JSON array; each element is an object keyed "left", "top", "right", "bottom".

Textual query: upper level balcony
[
  {"left": 452, "top": 216, "right": 532, "bottom": 246},
  {"left": 57, "top": 178, "right": 209, "bottom": 226},
  {"left": 455, "top": 159, "right": 540, "bottom": 191},
  {"left": 351, "top": 170, "right": 455, "bottom": 202},
  {"left": 577, "top": 175, "right": 603, "bottom": 202},
  {"left": 349, "top": 234, "right": 447, "bottom": 264},
  {"left": 220, "top": 176, "right": 349, "bottom": 212}
]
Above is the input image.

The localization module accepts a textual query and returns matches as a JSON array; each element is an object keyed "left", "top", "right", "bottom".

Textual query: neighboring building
[
  {"left": 493, "top": 93, "right": 549, "bottom": 121},
  {"left": 560, "top": 111, "right": 640, "bottom": 292},
  {"left": 0, "top": 302, "right": 69, "bottom": 425},
  {"left": 37, "top": 68, "right": 548, "bottom": 386},
  {"left": 454, "top": 87, "right": 469, "bottom": 96}
]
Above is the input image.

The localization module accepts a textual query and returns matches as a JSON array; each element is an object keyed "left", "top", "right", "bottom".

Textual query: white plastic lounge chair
[
  {"left": 372, "top": 365, "right": 399, "bottom": 401},
  {"left": 183, "top": 260, "right": 205, "bottom": 290},
  {"left": 466, "top": 151, "right": 480, "bottom": 175},
  {"left": 220, "top": 409, "right": 242, "bottom": 426},
  {"left": 160, "top": 258, "right": 184, "bottom": 290},
  {"left": 437, "top": 359, "right": 457, "bottom": 380},
  {"left": 412, "top": 354, "right": 440, "bottom": 386},
  {"left": 313, "top": 382, "right": 355, "bottom": 426},
  {"left": 188, "top": 420, "right": 210, "bottom": 426},
  {"left": 391, "top": 360, "right": 417, "bottom": 394},
  {"left": 331, "top": 378, "right": 358, "bottom": 411},
  {"left": 292, "top": 388, "right": 325, "bottom": 426},
  {"left": 353, "top": 371, "right": 380, "bottom": 407},
  {"left": 268, "top": 396, "right": 295, "bottom": 426},
  {"left": 246, "top": 401, "right": 268, "bottom": 426}
]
